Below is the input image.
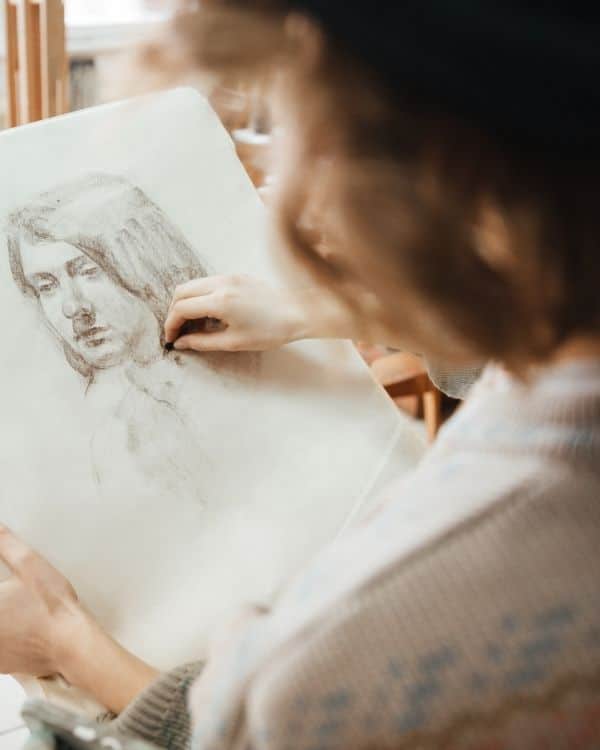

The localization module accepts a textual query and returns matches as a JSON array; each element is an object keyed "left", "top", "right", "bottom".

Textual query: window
[{"left": 65, "top": 1, "right": 170, "bottom": 26}]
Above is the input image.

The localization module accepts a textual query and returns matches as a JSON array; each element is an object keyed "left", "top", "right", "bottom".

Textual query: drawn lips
[{"left": 77, "top": 326, "right": 110, "bottom": 347}]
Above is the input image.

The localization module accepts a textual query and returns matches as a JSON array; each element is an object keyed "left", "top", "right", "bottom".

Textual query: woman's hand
[
  {"left": 164, "top": 275, "right": 312, "bottom": 352},
  {"left": 164, "top": 274, "right": 410, "bottom": 354},
  {"left": 0, "top": 524, "right": 81, "bottom": 678},
  {"left": 0, "top": 526, "right": 158, "bottom": 714},
  {"left": 164, "top": 273, "right": 380, "bottom": 353}
]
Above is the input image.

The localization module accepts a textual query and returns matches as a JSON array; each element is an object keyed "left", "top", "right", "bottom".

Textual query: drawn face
[{"left": 20, "top": 238, "right": 158, "bottom": 369}]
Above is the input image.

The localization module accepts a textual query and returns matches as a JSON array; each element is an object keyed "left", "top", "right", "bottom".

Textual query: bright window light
[{"left": 65, "top": 1, "right": 171, "bottom": 26}]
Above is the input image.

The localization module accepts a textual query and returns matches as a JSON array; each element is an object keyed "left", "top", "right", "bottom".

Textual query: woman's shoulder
[{"left": 246, "top": 469, "right": 600, "bottom": 750}]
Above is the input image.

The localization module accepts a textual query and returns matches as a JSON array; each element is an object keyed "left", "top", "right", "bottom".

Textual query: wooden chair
[
  {"left": 371, "top": 351, "right": 443, "bottom": 441},
  {"left": 4, "top": 0, "right": 69, "bottom": 127}
]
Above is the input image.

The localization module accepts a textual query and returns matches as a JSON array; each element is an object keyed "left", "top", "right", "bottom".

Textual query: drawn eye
[
  {"left": 37, "top": 279, "right": 57, "bottom": 294},
  {"left": 81, "top": 265, "right": 100, "bottom": 277}
]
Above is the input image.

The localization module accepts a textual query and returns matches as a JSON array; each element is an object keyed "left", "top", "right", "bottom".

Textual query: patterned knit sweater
[{"left": 113, "top": 359, "right": 600, "bottom": 750}]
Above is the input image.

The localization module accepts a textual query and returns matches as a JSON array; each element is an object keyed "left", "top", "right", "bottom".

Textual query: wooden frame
[
  {"left": 4, "top": 0, "right": 69, "bottom": 127},
  {"left": 371, "top": 351, "right": 444, "bottom": 442}
]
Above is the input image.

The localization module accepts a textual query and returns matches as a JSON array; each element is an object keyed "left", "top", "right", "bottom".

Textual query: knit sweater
[{"left": 112, "top": 358, "right": 600, "bottom": 750}]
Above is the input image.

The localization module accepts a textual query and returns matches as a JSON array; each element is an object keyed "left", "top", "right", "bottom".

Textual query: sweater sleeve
[{"left": 109, "top": 662, "right": 204, "bottom": 750}]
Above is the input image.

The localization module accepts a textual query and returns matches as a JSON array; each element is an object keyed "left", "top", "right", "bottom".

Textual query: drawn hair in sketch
[{"left": 6, "top": 173, "right": 206, "bottom": 379}]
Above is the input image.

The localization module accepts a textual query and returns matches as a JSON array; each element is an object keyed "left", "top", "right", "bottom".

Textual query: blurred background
[
  {"left": 1, "top": 1, "right": 172, "bottom": 118},
  {"left": 0, "top": 0, "right": 273, "bottom": 186}
]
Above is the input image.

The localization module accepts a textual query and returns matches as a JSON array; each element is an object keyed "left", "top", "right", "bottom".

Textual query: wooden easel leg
[
  {"left": 5, "top": 0, "right": 68, "bottom": 127},
  {"left": 39, "top": 0, "right": 68, "bottom": 118},
  {"left": 58, "top": 0, "right": 69, "bottom": 114},
  {"left": 16, "top": 0, "right": 43, "bottom": 124},
  {"left": 423, "top": 387, "right": 443, "bottom": 442},
  {"left": 4, "top": 0, "right": 19, "bottom": 126}
]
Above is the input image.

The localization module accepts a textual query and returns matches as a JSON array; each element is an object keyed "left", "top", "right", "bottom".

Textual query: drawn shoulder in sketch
[
  {"left": 7, "top": 173, "right": 205, "bottom": 381},
  {"left": 5, "top": 173, "right": 248, "bottom": 502}
]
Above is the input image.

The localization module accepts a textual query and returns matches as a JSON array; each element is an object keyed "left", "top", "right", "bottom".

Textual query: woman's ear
[
  {"left": 472, "top": 201, "right": 518, "bottom": 274},
  {"left": 283, "top": 11, "right": 326, "bottom": 72}
]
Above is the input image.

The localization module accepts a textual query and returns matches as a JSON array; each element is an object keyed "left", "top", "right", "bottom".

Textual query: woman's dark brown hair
[{"left": 152, "top": 1, "right": 600, "bottom": 367}]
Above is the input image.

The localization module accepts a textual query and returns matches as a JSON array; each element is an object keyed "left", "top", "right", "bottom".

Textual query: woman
[{"left": 1, "top": 3, "right": 599, "bottom": 748}]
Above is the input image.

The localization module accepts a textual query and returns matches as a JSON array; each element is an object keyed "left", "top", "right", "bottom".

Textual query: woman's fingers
[
  {"left": 170, "top": 276, "right": 229, "bottom": 307},
  {"left": 173, "top": 331, "right": 240, "bottom": 352},
  {"left": 165, "top": 274, "right": 310, "bottom": 352},
  {"left": 164, "top": 296, "right": 222, "bottom": 343},
  {"left": 0, "top": 525, "right": 34, "bottom": 577},
  {"left": 166, "top": 277, "right": 219, "bottom": 321},
  {"left": 0, "top": 525, "right": 75, "bottom": 603},
  {"left": 0, "top": 528, "right": 83, "bottom": 680}
]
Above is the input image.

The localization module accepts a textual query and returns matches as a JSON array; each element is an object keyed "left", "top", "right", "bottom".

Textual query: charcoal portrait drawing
[
  {"left": 5, "top": 173, "right": 219, "bottom": 501},
  {"left": 7, "top": 173, "right": 205, "bottom": 378}
]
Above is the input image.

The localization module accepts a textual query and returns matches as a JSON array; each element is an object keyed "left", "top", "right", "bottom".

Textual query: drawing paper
[{"left": 0, "top": 90, "right": 425, "bottom": 711}]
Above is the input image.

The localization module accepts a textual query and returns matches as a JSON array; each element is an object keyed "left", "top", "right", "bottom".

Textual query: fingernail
[{"left": 173, "top": 340, "right": 183, "bottom": 350}]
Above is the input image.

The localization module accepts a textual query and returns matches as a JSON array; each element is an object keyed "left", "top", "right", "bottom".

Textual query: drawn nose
[
  {"left": 62, "top": 280, "right": 93, "bottom": 320},
  {"left": 63, "top": 300, "right": 92, "bottom": 319}
]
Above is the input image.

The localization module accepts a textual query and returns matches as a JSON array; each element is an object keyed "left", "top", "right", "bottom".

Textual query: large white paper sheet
[
  {"left": 0, "top": 89, "right": 425, "bottom": 709},
  {"left": 0, "top": 676, "right": 26, "bottom": 744}
]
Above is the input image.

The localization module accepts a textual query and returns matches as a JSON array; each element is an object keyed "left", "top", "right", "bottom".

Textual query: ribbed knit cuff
[
  {"left": 424, "top": 358, "right": 484, "bottom": 399},
  {"left": 110, "top": 662, "right": 204, "bottom": 750}
]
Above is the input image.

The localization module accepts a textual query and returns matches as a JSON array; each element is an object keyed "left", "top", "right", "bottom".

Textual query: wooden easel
[{"left": 4, "top": 0, "right": 69, "bottom": 127}]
